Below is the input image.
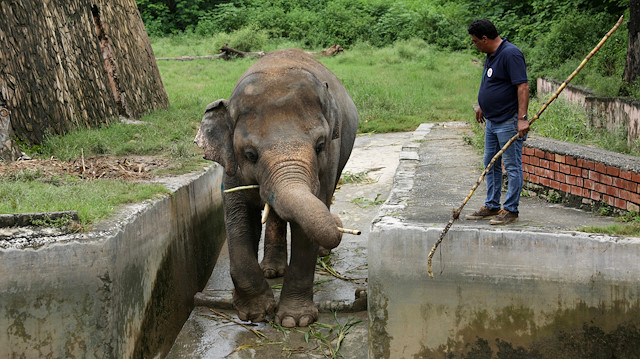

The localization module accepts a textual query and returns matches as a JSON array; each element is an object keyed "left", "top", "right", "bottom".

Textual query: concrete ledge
[
  {"left": 0, "top": 165, "right": 226, "bottom": 359},
  {"left": 368, "top": 123, "right": 640, "bottom": 358},
  {"left": 369, "top": 224, "right": 640, "bottom": 357}
]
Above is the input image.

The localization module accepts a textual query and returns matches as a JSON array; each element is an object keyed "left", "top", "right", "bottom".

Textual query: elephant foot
[
  {"left": 233, "top": 290, "right": 276, "bottom": 322},
  {"left": 275, "top": 299, "right": 318, "bottom": 328},
  {"left": 318, "top": 246, "right": 331, "bottom": 257},
  {"left": 260, "top": 245, "right": 288, "bottom": 278},
  {"left": 260, "top": 258, "right": 287, "bottom": 278}
]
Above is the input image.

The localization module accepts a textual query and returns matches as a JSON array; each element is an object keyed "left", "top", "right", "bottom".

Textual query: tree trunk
[
  {"left": 0, "top": 1, "right": 169, "bottom": 147},
  {"left": 622, "top": 0, "right": 640, "bottom": 95}
]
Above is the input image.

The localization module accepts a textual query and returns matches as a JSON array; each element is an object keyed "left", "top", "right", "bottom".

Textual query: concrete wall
[
  {"left": 0, "top": 165, "right": 226, "bottom": 359},
  {"left": 369, "top": 224, "right": 640, "bottom": 358},
  {"left": 537, "top": 77, "right": 640, "bottom": 145}
]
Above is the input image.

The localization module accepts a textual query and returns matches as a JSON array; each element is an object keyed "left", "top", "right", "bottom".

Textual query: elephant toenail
[
  {"left": 299, "top": 315, "right": 314, "bottom": 327},
  {"left": 281, "top": 316, "right": 296, "bottom": 328}
]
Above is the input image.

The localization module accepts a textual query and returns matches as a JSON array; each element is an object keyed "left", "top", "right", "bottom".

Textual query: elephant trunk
[{"left": 267, "top": 184, "right": 343, "bottom": 250}]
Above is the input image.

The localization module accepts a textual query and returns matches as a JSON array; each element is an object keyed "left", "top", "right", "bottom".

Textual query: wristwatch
[{"left": 520, "top": 115, "right": 528, "bottom": 122}]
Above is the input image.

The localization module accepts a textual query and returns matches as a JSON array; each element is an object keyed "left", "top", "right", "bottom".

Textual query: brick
[
  {"left": 545, "top": 152, "right": 555, "bottom": 161},
  {"left": 570, "top": 167, "right": 582, "bottom": 177},
  {"left": 612, "top": 178, "right": 624, "bottom": 188},
  {"left": 626, "top": 181, "right": 638, "bottom": 192},
  {"left": 595, "top": 183, "right": 608, "bottom": 193},
  {"left": 560, "top": 164, "right": 571, "bottom": 174},
  {"left": 591, "top": 191, "right": 601, "bottom": 201},
  {"left": 582, "top": 169, "right": 589, "bottom": 178},
  {"left": 576, "top": 177, "right": 584, "bottom": 187},
  {"left": 606, "top": 185, "right": 619, "bottom": 197},
  {"left": 534, "top": 149, "right": 545, "bottom": 158},
  {"left": 555, "top": 172, "right": 566, "bottom": 183},
  {"left": 606, "top": 166, "right": 620, "bottom": 177},
  {"left": 535, "top": 166, "right": 545, "bottom": 177},
  {"left": 546, "top": 169, "right": 555, "bottom": 178},
  {"left": 560, "top": 183, "right": 571, "bottom": 193},
  {"left": 530, "top": 156, "right": 540, "bottom": 166},
  {"left": 527, "top": 174, "right": 539, "bottom": 184},
  {"left": 595, "top": 162, "right": 606, "bottom": 173},
  {"left": 523, "top": 164, "right": 532, "bottom": 173},
  {"left": 581, "top": 160, "right": 595, "bottom": 170},
  {"left": 540, "top": 159, "right": 550, "bottom": 169},
  {"left": 549, "top": 162, "right": 560, "bottom": 171},
  {"left": 565, "top": 156, "right": 577, "bottom": 166},
  {"left": 620, "top": 170, "right": 633, "bottom": 180},
  {"left": 584, "top": 179, "right": 596, "bottom": 190},
  {"left": 550, "top": 180, "right": 560, "bottom": 190},
  {"left": 571, "top": 185, "right": 583, "bottom": 196},
  {"left": 600, "top": 174, "right": 613, "bottom": 186},
  {"left": 620, "top": 189, "right": 632, "bottom": 201},
  {"left": 566, "top": 175, "right": 577, "bottom": 185},
  {"left": 615, "top": 198, "right": 627, "bottom": 209},
  {"left": 603, "top": 195, "right": 615, "bottom": 206},
  {"left": 523, "top": 147, "right": 535, "bottom": 156},
  {"left": 631, "top": 192, "right": 640, "bottom": 204},
  {"left": 540, "top": 177, "right": 550, "bottom": 186},
  {"left": 628, "top": 202, "right": 640, "bottom": 212},
  {"left": 632, "top": 173, "right": 640, "bottom": 183},
  {"left": 589, "top": 171, "right": 600, "bottom": 182},
  {"left": 555, "top": 154, "right": 565, "bottom": 163}
]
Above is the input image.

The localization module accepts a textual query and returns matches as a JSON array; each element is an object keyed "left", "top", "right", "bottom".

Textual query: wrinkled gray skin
[{"left": 194, "top": 49, "right": 358, "bottom": 327}]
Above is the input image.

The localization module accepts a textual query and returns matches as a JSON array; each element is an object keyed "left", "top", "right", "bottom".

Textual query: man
[{"left": 466, "top": 19, "right": 530, "bottom": 225}]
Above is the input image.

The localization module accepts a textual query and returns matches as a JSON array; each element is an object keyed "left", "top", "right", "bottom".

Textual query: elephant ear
[
  {"left": 321, "top": 82, "right": 341, "bottom": 140},
  {"left": 194, "top": 99, "right": 237, "bottom": 176}
]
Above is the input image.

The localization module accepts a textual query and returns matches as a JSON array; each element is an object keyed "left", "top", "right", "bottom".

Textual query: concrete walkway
[{"left": 167, "top": 122, "right": 618, "bottom": 358}]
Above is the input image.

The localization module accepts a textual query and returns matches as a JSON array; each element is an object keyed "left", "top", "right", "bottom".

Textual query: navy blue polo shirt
[{"left": 478, "top": 38, "right": 528, "bottom": 123}]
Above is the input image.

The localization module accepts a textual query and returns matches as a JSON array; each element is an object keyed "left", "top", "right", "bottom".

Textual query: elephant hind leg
[{"left": 260, "top": 211, "right": 288, "bottom": 278}]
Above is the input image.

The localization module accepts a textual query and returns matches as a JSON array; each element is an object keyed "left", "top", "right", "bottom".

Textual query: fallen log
[{"left": 156, "top": 44, "right": 344, "bottom": 61}]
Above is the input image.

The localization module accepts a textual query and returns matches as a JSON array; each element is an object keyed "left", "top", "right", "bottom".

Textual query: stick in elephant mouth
[{"left": 223, "top": 185, "right": 361, "bottom": 235}]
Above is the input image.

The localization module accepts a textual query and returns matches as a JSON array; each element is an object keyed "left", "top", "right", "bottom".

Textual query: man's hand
[
  {"left": 475, "top": 107, "right": 485, "bottom": 124},
  {"left": 518, "top": 118, "right": 530, "bottom": 138}
]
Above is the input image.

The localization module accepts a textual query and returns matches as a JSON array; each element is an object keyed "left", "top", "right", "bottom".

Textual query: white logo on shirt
[{"left": 487, "top": 68, "right": 493, "bottom": 78}]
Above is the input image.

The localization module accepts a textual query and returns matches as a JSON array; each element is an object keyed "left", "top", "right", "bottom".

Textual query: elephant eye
[
  {"left": 244, "top": 148, "right": 258, "bottom": 163},
  {"left": 315, "top": 140, "right": 325, "bottom": 155}
]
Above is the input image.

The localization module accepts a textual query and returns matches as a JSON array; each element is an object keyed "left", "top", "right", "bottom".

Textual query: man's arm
[{"left": 516, "top": 82, "right": 529, "bottom": 137}]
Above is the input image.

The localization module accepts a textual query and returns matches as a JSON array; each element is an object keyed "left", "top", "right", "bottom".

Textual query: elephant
[{"left": 194, "top": 49, "right": 358, "bottom": 327}]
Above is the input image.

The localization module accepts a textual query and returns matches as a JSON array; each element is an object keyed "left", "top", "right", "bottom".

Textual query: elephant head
[{"left": 194, "top": 68, "right": 344, "bottom": 250}]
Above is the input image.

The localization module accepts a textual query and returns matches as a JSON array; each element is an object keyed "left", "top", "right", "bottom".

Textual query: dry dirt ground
[{"left": 0, "top": 155, "right": 171, "bottom": 181}]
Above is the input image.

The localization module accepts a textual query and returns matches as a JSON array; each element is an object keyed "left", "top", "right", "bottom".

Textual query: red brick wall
[{"left": 522, "top": 146, "right": 640, "bottom": 212}]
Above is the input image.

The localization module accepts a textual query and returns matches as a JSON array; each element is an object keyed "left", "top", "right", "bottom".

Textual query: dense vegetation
[{"left": 137, "top": 0, "right": 631, "bottom": 97}]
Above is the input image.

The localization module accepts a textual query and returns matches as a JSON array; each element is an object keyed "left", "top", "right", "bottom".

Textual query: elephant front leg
[
  {"left": 275, "top": 223, "right": 319, "bottom": 328},
  {"left": 229, "top": 236, "right": 277, "bottom": 322},
  {"left": 226, "top": 195, "right": 276, "bottom": 322},
  {"left": 260, "top": 211, "right": 288, "bottom": 278}
]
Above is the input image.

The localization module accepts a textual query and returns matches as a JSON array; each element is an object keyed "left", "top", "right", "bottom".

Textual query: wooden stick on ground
[{"left": 426, "top": 15, "right": 625, "bottom": 278}]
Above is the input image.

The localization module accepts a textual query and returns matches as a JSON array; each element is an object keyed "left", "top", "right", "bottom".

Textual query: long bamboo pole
[{"left": 426, "top": 15, "right": 625, "bottom": 278}]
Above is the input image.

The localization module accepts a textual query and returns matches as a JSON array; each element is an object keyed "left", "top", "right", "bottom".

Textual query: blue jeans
[{"left": 484, "top": 116, "right": 524, "bottom": 213}]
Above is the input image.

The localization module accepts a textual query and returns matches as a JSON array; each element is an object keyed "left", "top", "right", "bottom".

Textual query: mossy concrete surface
[{"left": 0, "top": 165, "right": 226, "bottom": 359}]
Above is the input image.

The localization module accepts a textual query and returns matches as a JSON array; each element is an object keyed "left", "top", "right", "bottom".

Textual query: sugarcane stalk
[
  {"left": 427, "top": 15, "right": 624, "bottom": 278},
  {"left": 223, "top": 184, "right": 260, "bottom": 193}
]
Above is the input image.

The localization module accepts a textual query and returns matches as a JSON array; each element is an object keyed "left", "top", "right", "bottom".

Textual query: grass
[
  {"left": 468, "top": 94, "right": 640, "bottom": 157},
  {"left": 0, "top": 172, "right": 169, "bottom": 226},
  {"left": 4, "top": 38, "right": 481, "bottom": 226},
  {"left": 7, "top": 34, "right": 640, "bottom": 233}
]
